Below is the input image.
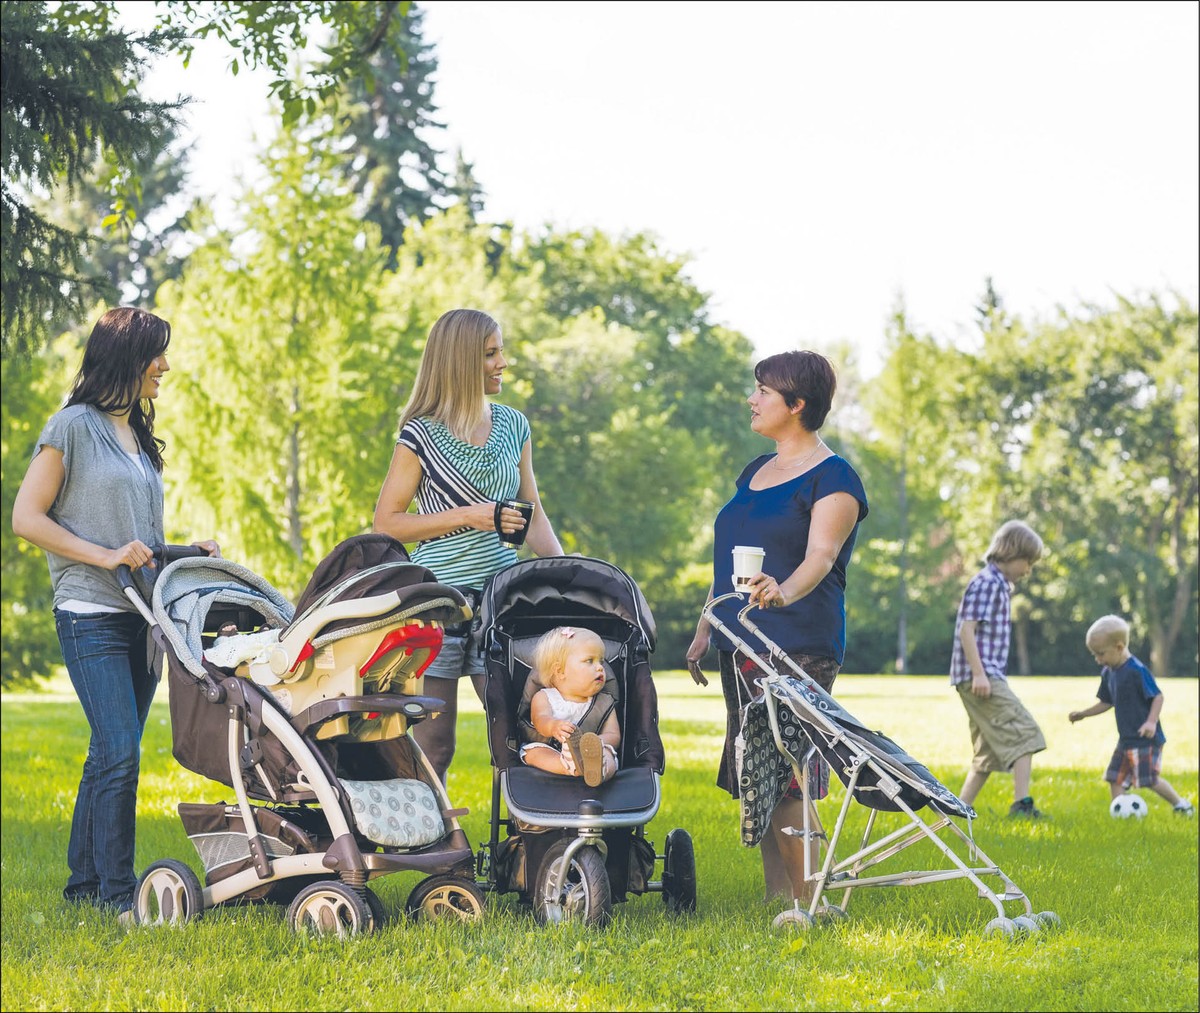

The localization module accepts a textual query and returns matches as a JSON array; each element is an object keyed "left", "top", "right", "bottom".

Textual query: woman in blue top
[
  {"left": 686, "top": 350, "right": 868, "bottom": 904},
  {"left": 12, "top": 307, "right": 220, "bottom": 921},
  {"left": 374, "top": 309, "right": 563, "bottom": 781}
]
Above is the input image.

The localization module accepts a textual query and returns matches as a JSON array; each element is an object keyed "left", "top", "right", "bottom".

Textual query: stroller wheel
[
  {"left": 405, "top": 875, "right": 486, "bottom": 923},
  {"left": 772, "top": 907, "right": 815, "bottom": 931},
  {"left": 1011, "top": 915, "right": 1041, "bottom": 935},
  {"left": 362, "top": 887, "right": 388, "bottom": 930},
  {"left": 534, "top": 840, "right": 611, "bottom": 927},
  {"left": 287, "top": 881, "right": 373, "bottom": 938},
  {"left": 815, "top": 904, "right": 847, "bottom": 923},
  {"left": 662, "top": 828, "right": 697, "bottom": 915},
  {"left": 984, "top": 916, "right": 1017, "bottom": 938},
  {"left": 1033, "top": 910, "right": 1061, "bottom": 929},
  {"left": 134, "top": 859, "right": 205, "bottom": 927}
]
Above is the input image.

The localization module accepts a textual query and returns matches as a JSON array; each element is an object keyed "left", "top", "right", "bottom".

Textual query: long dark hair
[{"left": 66, "top": 307, "right": 170, "bottom": 471}]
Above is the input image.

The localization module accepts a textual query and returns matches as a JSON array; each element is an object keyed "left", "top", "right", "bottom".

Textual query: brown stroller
[{"left": 123, "top": 534, "right": 485, "bottom": 936}]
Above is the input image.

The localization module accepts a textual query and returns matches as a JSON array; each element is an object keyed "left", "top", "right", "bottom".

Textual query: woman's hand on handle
[
  {"left": 191, "top": 540, "right": 222, "bottom": 558},
  {"left": 102, "top": 540, "right": 156, "bottom": 572}
]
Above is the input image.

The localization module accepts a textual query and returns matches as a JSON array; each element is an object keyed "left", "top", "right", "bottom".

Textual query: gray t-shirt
[{"left": 35, "top": 404, "right": 165, "bottom": 611}]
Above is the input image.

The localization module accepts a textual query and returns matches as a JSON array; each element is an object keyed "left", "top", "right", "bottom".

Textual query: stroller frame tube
[{"left": 702, "top": 593, "right": 1032, "bottom": 923}]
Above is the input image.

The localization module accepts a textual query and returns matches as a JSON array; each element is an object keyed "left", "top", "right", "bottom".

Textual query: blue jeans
[{"left": 55, "top": 609, "right": 156, "bottom": 909}]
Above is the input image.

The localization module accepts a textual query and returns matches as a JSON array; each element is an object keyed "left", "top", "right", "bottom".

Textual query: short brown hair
[{"left": 754, "top": 350, "right": 837, "bottom": 430}]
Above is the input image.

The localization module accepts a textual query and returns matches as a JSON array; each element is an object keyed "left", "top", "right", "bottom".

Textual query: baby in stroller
[
  {"left": 521, "top": 626, "right": 620, "bottom": 787},
  {"left": 478, "top": 556, "right": 696, "bottom": 926}
]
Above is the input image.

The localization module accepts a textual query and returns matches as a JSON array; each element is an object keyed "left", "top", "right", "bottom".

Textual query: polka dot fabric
[{"left": 340, "top": 778, "right": 444, "bottom": 848}]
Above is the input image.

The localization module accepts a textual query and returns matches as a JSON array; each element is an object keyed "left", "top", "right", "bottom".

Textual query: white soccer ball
[{"left": 1110, "top": 793, "right": 1148, "bottom": 819}]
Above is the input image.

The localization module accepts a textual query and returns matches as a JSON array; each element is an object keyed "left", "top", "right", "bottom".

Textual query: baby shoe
[
  {"left": 1173, "top": 800, "right": 1195, "bottom": 817},
  {"left": 568, "top": 731, "right": 605, "bottom": 788}
]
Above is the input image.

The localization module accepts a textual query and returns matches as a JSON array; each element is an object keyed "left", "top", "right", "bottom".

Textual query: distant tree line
[{"left": 2, "top": 3, "right": 1196, "bottom": 686}]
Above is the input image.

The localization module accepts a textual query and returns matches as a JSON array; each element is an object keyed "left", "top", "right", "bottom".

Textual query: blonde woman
[{"left": 374, "top": 309, "right": 563, "bottom": 781}]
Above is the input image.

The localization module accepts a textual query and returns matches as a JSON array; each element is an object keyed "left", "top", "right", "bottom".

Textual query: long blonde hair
[{"left": 399, "top": 309, "right": 500, "bottom": 441}]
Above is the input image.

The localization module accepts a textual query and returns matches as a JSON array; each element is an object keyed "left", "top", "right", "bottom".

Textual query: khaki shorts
[{"left": 956, "top": 678, "right": 1046, "bottom": 773}]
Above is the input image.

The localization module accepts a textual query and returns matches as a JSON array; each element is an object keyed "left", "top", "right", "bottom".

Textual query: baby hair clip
[{"left": 560, "top": 627, "right": 575, "bottom": 639}]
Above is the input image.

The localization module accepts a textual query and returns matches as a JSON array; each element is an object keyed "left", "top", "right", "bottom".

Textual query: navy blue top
[
  {"left": 711, "top": 454, "right": 868, "bottom": 662},
  {"left": 1097, "top": 655, "right": 1166, "bottom": 748}
]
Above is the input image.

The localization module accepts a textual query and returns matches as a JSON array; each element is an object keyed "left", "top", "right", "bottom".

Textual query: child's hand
[
  {"left": 1138, "top": 719, "right": 1156, "bottom": 738},
  {"left": 549, "top": 719, "right": 576, "bottom": 744},
  {"left": 1069, "top": 711, "right": 1083, "bottom": 723},
  {"left": 970, "top": 673, "right": 991, "bottom": 698}
]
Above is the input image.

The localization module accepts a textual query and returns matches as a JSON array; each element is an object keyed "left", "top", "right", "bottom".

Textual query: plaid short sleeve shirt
[{"left": 949, "top": 563, "right": 1012, "bottom": 686}]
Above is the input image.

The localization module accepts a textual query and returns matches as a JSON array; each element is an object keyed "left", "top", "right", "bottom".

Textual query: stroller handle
[{"left": 118, "top": 543, "right": 214, "bottom": 624}]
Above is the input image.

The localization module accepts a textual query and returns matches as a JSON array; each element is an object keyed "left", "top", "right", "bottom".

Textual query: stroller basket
[{"left": 178, "top": 802, "right": 315, "bottom": 884}]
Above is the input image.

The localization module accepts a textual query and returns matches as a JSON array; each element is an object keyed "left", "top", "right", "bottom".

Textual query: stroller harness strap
[{"left": 520, "top": 690, "right": 617, "bottom": 748}]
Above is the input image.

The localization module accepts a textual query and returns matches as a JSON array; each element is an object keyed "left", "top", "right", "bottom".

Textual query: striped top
[{"left": 397, "top": 403, "right": 530, "bottom": 589}]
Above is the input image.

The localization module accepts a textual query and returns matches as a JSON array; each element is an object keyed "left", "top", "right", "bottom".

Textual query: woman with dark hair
[
  {"left": 12, "top": 307, "right": 220, "bottom": 920},
  {"left": 686, "top": 349, "right": 868, "bottom": 904},
  {"left": 373, "top": 308, "right": 563, "bottom": 782}
]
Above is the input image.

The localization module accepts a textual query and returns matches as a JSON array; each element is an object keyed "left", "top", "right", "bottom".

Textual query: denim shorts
[{"left": 423, "top": 628, "right": 487, "bottom": 680}]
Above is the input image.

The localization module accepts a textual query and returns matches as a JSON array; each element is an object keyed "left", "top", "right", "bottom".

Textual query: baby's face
[
  {"left": 1087, "top": 636, "right": 1126, "bottom": 668},
  {"left": 556, "top": 640, "right": 607, "bottom": 700}
]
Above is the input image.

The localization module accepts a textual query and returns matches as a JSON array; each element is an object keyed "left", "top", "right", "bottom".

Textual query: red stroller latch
[{"left": 359, "top": 624, "right": 445, "bottom": 678}]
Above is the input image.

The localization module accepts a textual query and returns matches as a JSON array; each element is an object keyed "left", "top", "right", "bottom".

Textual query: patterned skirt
[{"left": 716, "top": 650, "right": 840, "bottom": 847}]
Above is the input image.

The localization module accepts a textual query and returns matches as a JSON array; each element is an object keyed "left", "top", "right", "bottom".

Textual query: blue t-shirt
[
  {"left": 710, "top": 454, "right": 868, "bottom": 663},
  {"left": 1097, "top": 655, "right": 1166, "bottom": 748}
]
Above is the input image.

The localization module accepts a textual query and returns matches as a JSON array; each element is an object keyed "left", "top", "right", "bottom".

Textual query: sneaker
[
  {"left": 1173, "top": 800, "right": 1195, "bottom": 817},
  {"left": 116, "top": 908, "right": 136, "bottom": 930},
  {"left": 1007, "top": 796, "right": 1044, "bottom": 819}
]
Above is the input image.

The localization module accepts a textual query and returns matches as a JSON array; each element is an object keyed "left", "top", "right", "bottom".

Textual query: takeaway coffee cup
[
  {"left": 732, "top": 545, "right": 765, "bottom": 592},
  {"left": 495, "top": 498, "right": 535, "bottom": 549}
]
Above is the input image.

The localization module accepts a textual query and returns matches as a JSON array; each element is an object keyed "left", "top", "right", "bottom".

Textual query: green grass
[{"left": 3, "top": 673, "right": 1197, "bottom": 1012}]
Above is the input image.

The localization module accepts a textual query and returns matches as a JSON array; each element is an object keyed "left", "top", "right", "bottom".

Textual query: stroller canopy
[
  {"left": 152, "top": 558, "right": 295, "bottom": 678},
  {"left": 478, "top": 556, "right": 657, "bottom": 650},
  {"left": 767, "top": 675, "right": 975, "bottom": 820}
]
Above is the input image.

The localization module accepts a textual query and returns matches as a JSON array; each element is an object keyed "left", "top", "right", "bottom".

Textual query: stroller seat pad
[
  {"left": 340, "top": 777, "right": 444, "bottom": 849},
  {"left": 505, "top": 765, "right": 657, "bottom": 816}
]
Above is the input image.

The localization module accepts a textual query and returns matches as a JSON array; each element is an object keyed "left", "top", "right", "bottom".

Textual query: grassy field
[{"left": 2, "top": 671, "right": 1197, "bottom": 1012}]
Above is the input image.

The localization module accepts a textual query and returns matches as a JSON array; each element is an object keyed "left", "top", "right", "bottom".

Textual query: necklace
[{"left": 771, "top": 439, "right": 825, "bottom": 472}]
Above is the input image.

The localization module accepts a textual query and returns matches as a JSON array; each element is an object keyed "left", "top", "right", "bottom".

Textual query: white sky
[{"left": 140, "top": 1, "right": 1199, "bottom": 373}]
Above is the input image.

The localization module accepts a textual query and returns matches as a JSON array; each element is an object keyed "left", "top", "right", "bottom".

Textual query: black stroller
[
  {"left": 125, "top": 534, "right": 485, "bottom": 937},
  {"left": 704, "top": 592, "right": 1060, "bottom": 937},
  {"left": 477, "top": 556, "right": 697, "bottom": 926}
]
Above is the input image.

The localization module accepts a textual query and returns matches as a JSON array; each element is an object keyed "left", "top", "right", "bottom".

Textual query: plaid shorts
[{"left": 1105, "top": 743, "right": 1163, "bottom": 788}]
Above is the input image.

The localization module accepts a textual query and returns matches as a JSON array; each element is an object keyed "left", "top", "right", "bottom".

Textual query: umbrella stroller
[
  {"left": 477, "top": 556, "right": 696, "bottom": 926},
  {"left": 124, "top": 535, "right": 486, "bottom": 936},
  {"left": 703, "top": 592, "right": 1059, "bottom": 937}
]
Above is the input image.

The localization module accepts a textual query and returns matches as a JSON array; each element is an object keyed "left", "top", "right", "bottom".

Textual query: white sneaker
[{"left": 1173, "top": 800, "right": 1195, "bottom": 817}]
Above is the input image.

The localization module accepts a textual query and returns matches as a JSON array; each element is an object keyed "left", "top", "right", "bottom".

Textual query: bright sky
[{"left": 141, "top": 1, "right": 1199, "bottom": 374}]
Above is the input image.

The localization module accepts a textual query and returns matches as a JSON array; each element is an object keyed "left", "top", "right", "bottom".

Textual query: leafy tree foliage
[
  {"left": 1, "top": 336, "right": 76, "bottom": 685},
  {"left": 0, "top": 1, "right": 184, "bottom": 358},
  {"left": 326, "top": 3, "right": 449, "bottom": 265},
  {"left": 154, "top": 128, "right": 393, "bottom": 594},
  {"left": 1, "top": 0, "right": 415, "bottom": 360}
]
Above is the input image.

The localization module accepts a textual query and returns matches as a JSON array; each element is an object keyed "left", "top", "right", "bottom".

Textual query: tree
[
  {"left": 0, "top": 334, "right": 76, "bottom": 686},
  {"left": 325, "top": 3, "right": 450, "bottom": 265},
  {"left": 154, "top": 127, "right": 394, "bottom": 594},
  {"left": 33, "top": 118, "right": 194, "bottom": 327},
  {"left": 1, "top": 1, "right": 185, "bottom": 357},
  {"left": 2, "top": 0, "right": 416, "bottom": 359}
]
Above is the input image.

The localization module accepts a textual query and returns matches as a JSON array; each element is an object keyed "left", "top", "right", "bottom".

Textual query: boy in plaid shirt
[{"left": 950, "top": 521, "right": 1048, "bottom": 818}]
